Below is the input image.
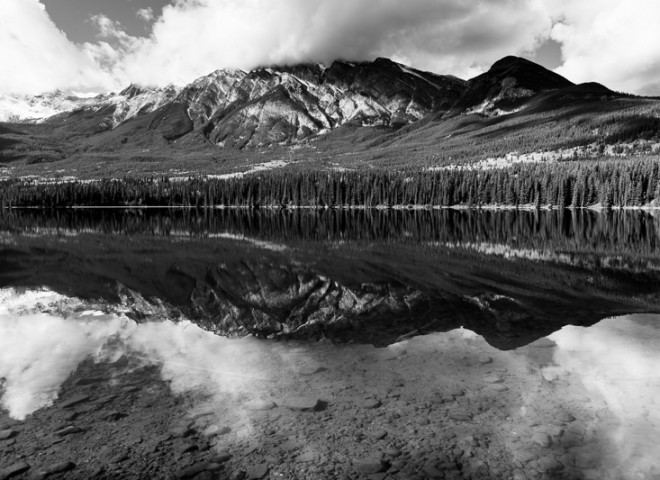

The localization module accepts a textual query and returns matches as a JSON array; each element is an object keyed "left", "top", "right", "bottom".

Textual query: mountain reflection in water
[
  {"left": 0, "top": 288, "right": 658, "bottom": 480},
  {"left": 1, "top": 208, "right": 660, "bottom": 351}
]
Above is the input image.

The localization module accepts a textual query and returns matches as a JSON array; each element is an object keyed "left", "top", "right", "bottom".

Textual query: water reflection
[
  {"left": 1, "top": 208, "right": 659, "bottom": 258},
  {"left": 2, "top": 209, "right": 660, "bottom": 351},
  {"left": 1, "top": 288, "right": 658, "bottom": 479}
]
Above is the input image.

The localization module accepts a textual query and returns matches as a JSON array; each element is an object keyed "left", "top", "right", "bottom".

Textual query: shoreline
[{"left": 2, "top": 204, "right": 660, "bottom": 211}]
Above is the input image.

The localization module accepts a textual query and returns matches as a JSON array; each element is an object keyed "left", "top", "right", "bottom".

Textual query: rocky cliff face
[{"left": 177, "top": 58, "right": 467, "bottom": 147}]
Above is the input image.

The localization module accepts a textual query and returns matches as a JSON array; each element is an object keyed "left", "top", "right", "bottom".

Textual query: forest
[{"left": 1, "top": 157, "right": 659, "bottom": 209}]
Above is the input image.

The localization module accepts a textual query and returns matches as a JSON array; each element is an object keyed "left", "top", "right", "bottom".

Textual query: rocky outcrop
[{"left": 179, "top": 58, "right": 467, "bottom": 147}]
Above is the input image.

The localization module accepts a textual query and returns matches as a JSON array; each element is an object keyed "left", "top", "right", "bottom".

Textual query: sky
[{"left": 1, "top": 0, "right": 659, "bottom": 95}]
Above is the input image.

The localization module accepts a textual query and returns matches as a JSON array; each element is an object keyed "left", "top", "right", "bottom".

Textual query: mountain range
[{"left": 1, "top": 56, "right": 659, "bottom": 177}]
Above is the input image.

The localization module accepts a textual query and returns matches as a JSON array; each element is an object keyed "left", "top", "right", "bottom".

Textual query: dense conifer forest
[{"left": 1, "top": 157, "right": 660, "bottom": 209}]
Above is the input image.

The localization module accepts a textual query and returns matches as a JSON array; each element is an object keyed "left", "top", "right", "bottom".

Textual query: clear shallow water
[
  {"left": 0, "top": 288, "right": 659, "bottom": 479},
  {"left": 1, "top": 209, "right": 660, "bottom": 478}
]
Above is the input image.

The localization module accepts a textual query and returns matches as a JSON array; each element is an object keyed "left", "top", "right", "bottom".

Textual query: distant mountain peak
[{"left": 452, "top": 55, "right": 574, "bottom": 115}]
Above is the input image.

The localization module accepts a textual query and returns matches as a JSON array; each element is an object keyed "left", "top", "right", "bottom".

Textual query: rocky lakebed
[{"left": 1, "top": 289, "right": 658, "bottom": 480}]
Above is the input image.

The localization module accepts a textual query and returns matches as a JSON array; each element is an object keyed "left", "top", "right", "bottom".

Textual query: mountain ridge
[
  {"left": 1, "top": 55, "right": 659, "bottom": 177},
  {"left": 0, "top": 56, "right": 563, "bottom": 129}
]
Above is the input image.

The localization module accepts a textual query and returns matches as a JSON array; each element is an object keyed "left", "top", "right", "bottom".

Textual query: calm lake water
[{"left": 0, "top": 208, "right": 659, "bottom": 479}]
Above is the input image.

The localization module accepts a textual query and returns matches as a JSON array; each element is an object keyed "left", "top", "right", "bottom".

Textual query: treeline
[
  {"left": 2, "top": 208, "right": 659, "bottom": 258},
  {"left": 1, "top": 158, "right": 660, "bottom": 209}
]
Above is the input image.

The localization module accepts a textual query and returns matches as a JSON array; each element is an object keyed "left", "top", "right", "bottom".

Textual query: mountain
[
  {"left": 1, "top": 55, "right": 659, "bottom": 175},
  {"left": 454, "top": 56, "right": 575, "bottom": 114},
  {"left": 0, "top": 58, "right": 465, "bottom": 147}
]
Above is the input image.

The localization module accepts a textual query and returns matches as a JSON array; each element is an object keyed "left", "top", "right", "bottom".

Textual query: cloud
[
  {"left": 136, "top": 7, "right": 154, "bottom": 22},
  {"left": 548, "top": 0, "right": 660, "bottom": 94},
  {"left": 543, "top": 315, "right": 660, "bottom": 479},
  {"left": 0, "top": 290, "right": 127, "bottom": 420},
  {"left": 0, "top": 0, "right": 659, "bottom": 95},
  {"left": 0, "top": 0, "right": 119, "bottom": 94},
  {"left": 0, "top": 288, "right": 299, "bottom": 424},
  {"left": 117, "top": 0, "right": 552, "bottom": 86}
]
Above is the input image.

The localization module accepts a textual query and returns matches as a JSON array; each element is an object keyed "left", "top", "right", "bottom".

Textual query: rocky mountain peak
[{"left": 455, "top": 55, "right": 574, "bottom": 115}]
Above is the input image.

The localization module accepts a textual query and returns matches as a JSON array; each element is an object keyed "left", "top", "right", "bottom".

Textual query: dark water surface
[{"left": 1, "top": 208, "right": 660, "bottom": 348}]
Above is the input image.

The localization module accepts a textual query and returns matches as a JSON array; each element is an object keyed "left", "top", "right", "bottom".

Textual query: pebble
[
  {"left": 295, "top": 452, "right": 316, "bottom": 463},
  {"left": 104, "top": 411, "right": 128, "bottom": 421},
  {"left": 209, "top": 452, "right": 232, "bottom": 463},
  {"left": 203, "top": 425, "right": 231, "bottom": 437},
  {"left": 191, "top": 409, "right": 216, "bottom": 420},
  {"left": 384, "top": 448, "right": 401, "bottom": 457},
  {"left": 178, "top": 443, "right": 199, "bottom": 455},
  {"left": 59, "top": 395, "right": 90, "bottom": 409},
  {"left": 422, "top": 464, "right": 444, "bottom": 479},
  {"left": 556, "top": 412, "right": 576, "bottom": 424},
  {"left": 363, "top": 399, "right": 381, "bottom": 409},
  {"left": 0, "top": 430, "right": 16, "bottom": 440},
  {"left": 536, "top": 456, "right": 563, "bottom": 472},
  {"left": 94, "top": 395, "right": 118, "bottom": 407},
  {"left": 0, "top": 462, "right": 30, "bottom": 479},
  {"left": 512, "top": 469, "right": 529, "bottom": 480},
  {"left": 532, "top": 433, "right": 551, "bottom": 448},
  {"left": 478, "top": 355, "right": 493, "bottom": 364},
  {"left": 175, "top": 463, "right": 210, "bottom": 479},
  {"left": 74, "top": 376, "right": 107, "bottom": 386},
  {"left": 109, "top": 453, "right": 129, "bottom": 464},
  {"left": 62, "top": 412, "right": 78, "bottom": 422},
  {"left": 35, "top": 461, "right": 75, "bottom": 478},
  {"left": 54, "top": 426, "right": 82, "bottom": 437},
  {"left": 448, "top": 413, "right": 472, "bottom": 422},
  {"left": 371, "top": 429, "right": 388, "bottom": 440},
  {"left": 243, "top": 400, "right": 276, "bottom": 411},
  {"left": 483, "top": 375, "right": 504, "bottom": 384},
  {"left": 488, "top": 384, "right": 509, "bottom": 392},
  {"left": 280, "top": 397, "right": 322, "bottom": 411},
  {"left": 297, "top": 363, "right": 326, "bottom": 375},
  {"left": 245, "top": 463, "right": 269, "bottom": 479},
  {"left": 354, "top": 457, "right": 387, "bottom": 474},
  {"left": 541, "top": 425, "right": 563, "bottom": 437},
  {"left": 170, "top": 426, "right": 193, "bottom": 438}
]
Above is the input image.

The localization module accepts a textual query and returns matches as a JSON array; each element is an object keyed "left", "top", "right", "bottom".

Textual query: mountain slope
[{"left": 1, "top": 55, "right": 659, "bottom": 177}]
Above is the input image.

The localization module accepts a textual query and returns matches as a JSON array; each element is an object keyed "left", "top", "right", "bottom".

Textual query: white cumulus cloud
[
  {"left": 137, "top": 7, "right": 154, "bottom": 22},
  {"left": 0, "top": 0, "right": 119, "bottom": 94},
  {"left": 549, "top": 0, "right": 660, "bottom": 94},
  {"left": 0, "top": 0, "right": 659, "bottom": 95}
]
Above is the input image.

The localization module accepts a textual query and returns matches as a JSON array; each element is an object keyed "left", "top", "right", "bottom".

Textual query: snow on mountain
[
  {"left": 0, "top": 91, "right": 102, "bottom": 123},
  {"left": 0, "top": 85, "right": 181, "bottom": 126}
]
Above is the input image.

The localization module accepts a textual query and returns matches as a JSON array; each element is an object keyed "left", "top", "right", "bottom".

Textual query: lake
[{"left": 0, "top": 208, "right": 659, "bottom": 479}]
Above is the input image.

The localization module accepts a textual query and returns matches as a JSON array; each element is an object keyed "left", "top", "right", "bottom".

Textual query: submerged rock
[
  {"left": 354, "top": 457, "right": 388, "bottom": 474},
  {"left": 279, "top": 397, "right": 322, "bottom": 411},
  {"left": 0, "top": 462, "right": 30, "bottom": 479},
  {"left": 243, "top": 400, "right": 277, "bottom": 411}
]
